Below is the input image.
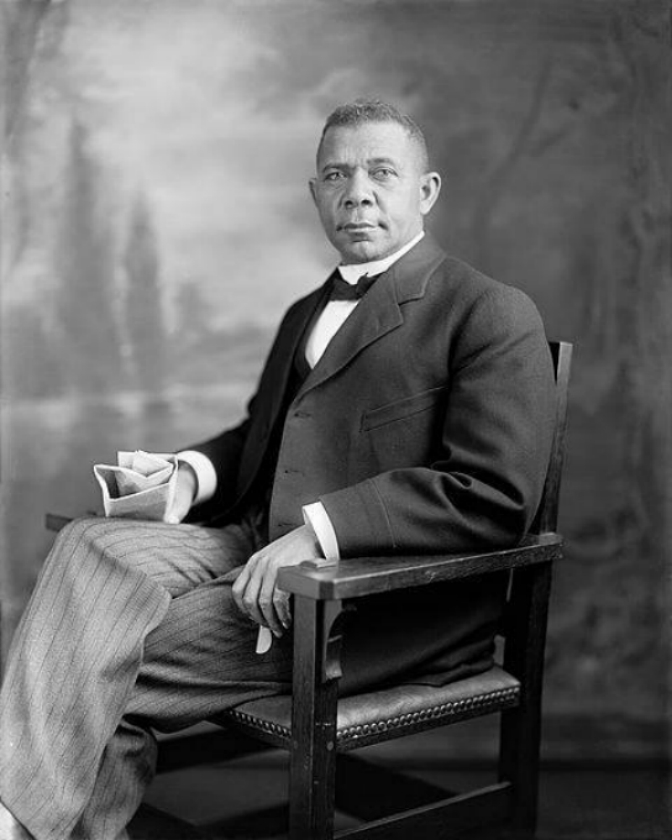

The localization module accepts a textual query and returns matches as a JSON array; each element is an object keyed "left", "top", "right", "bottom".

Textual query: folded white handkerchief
[{"left": 94, "top": 451, "right": 178, "bottom": 521}]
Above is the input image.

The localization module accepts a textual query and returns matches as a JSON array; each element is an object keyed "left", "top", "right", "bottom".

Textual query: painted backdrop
[{"left": 1, "top": 0, "right": 670, "bottom": 760}]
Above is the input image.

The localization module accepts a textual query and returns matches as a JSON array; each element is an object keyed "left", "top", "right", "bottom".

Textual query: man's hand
[
  {"left": 164, "top": 462, "right": 198, "bottom": 524},
  {"left": 232, "top": 525, "right": 323, "bottom": 637}
]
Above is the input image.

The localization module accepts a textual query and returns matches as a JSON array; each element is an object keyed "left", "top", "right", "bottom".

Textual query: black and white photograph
[{"left": 0, "top": 1, "right": 669, "bottom": 838}]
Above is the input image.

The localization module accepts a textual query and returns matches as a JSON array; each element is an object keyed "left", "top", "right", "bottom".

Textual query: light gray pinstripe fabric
[{"left": 0, "top": 516, "right": 292, "bottom": 840}]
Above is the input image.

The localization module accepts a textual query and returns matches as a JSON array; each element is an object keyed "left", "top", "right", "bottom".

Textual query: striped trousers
[{"left": 0, "top": 516, "right": 293, "bottom": 840}]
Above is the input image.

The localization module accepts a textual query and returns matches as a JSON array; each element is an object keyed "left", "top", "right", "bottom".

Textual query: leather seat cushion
[{"left": 222, "top": 665, "right": 520, "bottom": 751}]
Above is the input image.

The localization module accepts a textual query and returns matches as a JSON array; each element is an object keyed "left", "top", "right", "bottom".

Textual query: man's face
[{"left": 310, "top": 121, "right": 441, "bottom": 264}]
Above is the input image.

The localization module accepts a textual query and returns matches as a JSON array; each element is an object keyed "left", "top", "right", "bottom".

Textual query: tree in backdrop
[
  {"left": 124, "top": 191, "right": 169, "bottom": 394},
  {"left": 54, "top": 119, "right": 125, "bottom": 395}
]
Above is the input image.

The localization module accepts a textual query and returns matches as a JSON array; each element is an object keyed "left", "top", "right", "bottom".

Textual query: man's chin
[{"left": 337, "top": 240, "right": 388, "bottom": 265}]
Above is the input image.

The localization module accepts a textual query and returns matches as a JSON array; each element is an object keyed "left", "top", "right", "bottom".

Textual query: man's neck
[{"left": 339, "top": 231, "right": 424, "bottom": 283}]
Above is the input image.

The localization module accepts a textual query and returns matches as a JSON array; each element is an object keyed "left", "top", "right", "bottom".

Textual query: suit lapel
[
  {"left": 297, "top": 277, "right": 402, "bottom": 397},
  {"left": 297, "top": 234, "right": 446, "bottom": 399}
]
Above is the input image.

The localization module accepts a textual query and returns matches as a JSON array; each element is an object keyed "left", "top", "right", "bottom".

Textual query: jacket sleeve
[
  {"left": 182, "top": 414, "right": 251, "bottom": 522},
  {"left": 319, "top": 285, "right": 557, "bottom": 557}
]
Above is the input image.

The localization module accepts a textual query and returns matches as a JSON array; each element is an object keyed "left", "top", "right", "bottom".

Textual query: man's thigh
[
  {"left": 60, "top": 516, "right": 258, "bottom": 599},
  {"left": 126, "top": 565, "right": 293, "bottom": 731}
]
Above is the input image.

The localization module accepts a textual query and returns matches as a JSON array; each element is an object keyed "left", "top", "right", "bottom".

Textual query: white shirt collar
[{"left": 338, "top": 231, "right": 425, "bottom": 284}]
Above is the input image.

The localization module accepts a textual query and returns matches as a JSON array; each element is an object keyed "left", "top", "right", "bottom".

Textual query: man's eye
[
  {"left": 372, "top": 168, "right": 395, "bottom": 180},
  {"left": 324, "top": 171, "right": 343, "bottom": 182}
]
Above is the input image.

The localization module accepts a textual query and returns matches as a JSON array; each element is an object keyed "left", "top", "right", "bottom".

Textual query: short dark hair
[{"left": 318, "top": 99, "right": 430, "bottom": 173}]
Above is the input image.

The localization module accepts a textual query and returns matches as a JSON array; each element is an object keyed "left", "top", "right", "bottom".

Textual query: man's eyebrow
[
  {"left": 368, "top": 157, "right": 399, "bottom": 167},
  {"left": 319, "top": 161, "right": 348, "bottom": 173},
  {"left": 320, "top": 156, "right": 400, "bottom": 173}
]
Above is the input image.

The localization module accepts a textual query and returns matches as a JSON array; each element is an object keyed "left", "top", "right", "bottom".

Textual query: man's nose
[{"left": 342, "top": 171, "right": 373, "bottom": 207}]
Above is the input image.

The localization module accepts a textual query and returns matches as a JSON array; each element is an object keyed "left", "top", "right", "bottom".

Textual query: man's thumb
[{"left": 164, "top": 490, "right": 191, "bottom": 524}]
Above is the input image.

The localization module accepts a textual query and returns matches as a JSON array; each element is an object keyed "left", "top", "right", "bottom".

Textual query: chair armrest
[{"left": 278, "top": 532, "right": 562, "bottom": 602}]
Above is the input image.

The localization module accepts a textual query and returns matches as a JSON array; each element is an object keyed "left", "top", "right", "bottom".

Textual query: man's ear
[
  {"left": 308, "top": 178, "right": 318, "bottom": 206},
  {"left": 419, "top": 172, "right": 441, "bottom": 216}
]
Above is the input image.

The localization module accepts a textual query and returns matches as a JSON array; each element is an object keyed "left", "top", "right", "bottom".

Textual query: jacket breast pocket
[{"left": 361, "top": 386, "right": 446, "bottom": 432}]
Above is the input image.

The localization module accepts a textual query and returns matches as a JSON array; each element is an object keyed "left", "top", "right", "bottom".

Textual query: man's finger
[
  {"left": 164, "top": 492, "right": 191, "bottom": 525},
  {"left": 258, "top": 563, "right": 283, "bottom": 637},
  {"left": 241, "top": 558, "right": 267, "bottom": 627},
  {"left": 274, "top": 590, "right": 292, "bottom": 630},
  {"left": 232, "top": 564, "right": 251, "bottom": 616},
  {"left": 165, "top": 462, "right": 198, "bottom": 524},
  {"left": 233, "top": 551, "right": 263, "bottom": 617}
]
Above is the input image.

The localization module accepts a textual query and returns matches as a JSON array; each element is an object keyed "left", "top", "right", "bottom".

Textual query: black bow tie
[{"left": 329, "top": 273, "right": 380, "bottom": 301}]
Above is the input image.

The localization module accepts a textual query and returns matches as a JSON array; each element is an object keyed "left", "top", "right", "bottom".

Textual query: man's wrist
[
  {"left": 176, "top": 450, "right": 217, "bottom": 505},
  {"left": 177, "top": 461, "right": 198, "bottom": 506},
  {"left": 301, "top": 521, "right": 321, "bottom": 555}
]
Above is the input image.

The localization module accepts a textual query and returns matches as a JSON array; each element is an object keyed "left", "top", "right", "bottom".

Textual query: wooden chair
[
  {"left": 158, "top": 339, "right": 572, "bottom": 840},
  {"left": 48, "top": 340, "right": 572, "bottom": 840}
]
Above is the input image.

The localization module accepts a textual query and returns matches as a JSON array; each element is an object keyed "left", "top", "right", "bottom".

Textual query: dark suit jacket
[{"left": 189, "top": 233, "right": 556, "bottom": 691}]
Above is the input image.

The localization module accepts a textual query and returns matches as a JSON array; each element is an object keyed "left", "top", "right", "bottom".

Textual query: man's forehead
[{"left": 317, "top": 121, "right": 417, "bottom": 166}]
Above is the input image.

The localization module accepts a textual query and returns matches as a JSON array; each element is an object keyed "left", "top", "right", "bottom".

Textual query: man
[{"left": 0, "top": 100, "right": 556, "bottom": 839}]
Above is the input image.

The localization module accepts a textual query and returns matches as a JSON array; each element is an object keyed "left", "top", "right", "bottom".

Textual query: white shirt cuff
[
  {"left": 303, "top": 502, "right": 340, "bottom": 561},
  {"left": 176, "top": 450, "right": 217, "bottom": 505}
]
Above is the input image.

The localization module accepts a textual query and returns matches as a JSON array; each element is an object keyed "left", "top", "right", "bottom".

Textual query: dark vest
[{"left": 243, "top": 294, "right": 327, "bottom": 540}]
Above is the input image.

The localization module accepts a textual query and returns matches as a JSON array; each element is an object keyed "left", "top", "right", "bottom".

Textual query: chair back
[
  {"left": 529, "top": 341, "right": 573, "bottom": 535},
  {"left": 499, "top": 340, "right": 572, "bottom": 669},
  {"left": 497, "top": 343, "right": 572, "bottom": 834}
]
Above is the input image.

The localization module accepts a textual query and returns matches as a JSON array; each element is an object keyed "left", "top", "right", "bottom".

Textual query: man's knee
[
  {"left": 55, "top": 515, "right": 107, "bottom": 546},
  {"left": 51, "top": 516, "right": 131, "bottom": 572}
]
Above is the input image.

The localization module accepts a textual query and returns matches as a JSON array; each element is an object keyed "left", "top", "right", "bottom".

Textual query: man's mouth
[{"left": 339, "top": 222, "right": 377, "bottom": 232}]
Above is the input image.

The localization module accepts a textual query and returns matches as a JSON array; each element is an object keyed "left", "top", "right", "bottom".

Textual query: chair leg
[
  {"left": 499, "top": 562, "right": 553, "bottom": 839},
  {"left": 288, "top": 596, "right": 342, "bottom": 840},
  {"left": 499, "top": 706, "right": 539, "bottom": 839},
  {"left": 288, "top": 689, "right": 338, "bottom": 840}
]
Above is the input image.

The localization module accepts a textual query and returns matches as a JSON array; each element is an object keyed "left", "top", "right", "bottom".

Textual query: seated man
[{"left": 0, "top": 99, "right": 556, "bottom": 840}]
